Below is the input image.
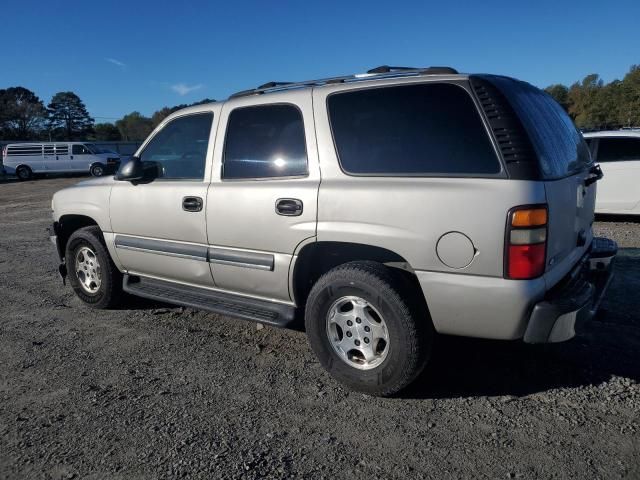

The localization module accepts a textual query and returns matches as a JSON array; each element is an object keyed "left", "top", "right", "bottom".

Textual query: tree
[
  {"left": 47, "top": 91, "right": 94, "bottom": 140},
  {"left": 567, "top": 74, "right": 604, "bottom": 128},
  {"left": 93, "top": 123, "right": 122, "bottom": 141},
  {"left": 545, "top": 84, "right": 570, "bottom": 111},
  {"left": 150, "top": 98, "right": 216, "bottom": 128},
  {"left": 151, "top": 107, "right": 175, "bottom": 128},
  {"left": 0, "top": 87, "right": 47, "bottom": 140},
  {"left": 115, "top": 112, "right": 154, "bottom": 141},
  {"left": 619, "top": 65, "right": 640, "bottom": 127}
]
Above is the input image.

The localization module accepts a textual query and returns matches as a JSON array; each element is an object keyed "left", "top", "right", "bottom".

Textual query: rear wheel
[
  {"left": 65, "top": 226, "right": 122, "bottom": 308},
  {"left": 305, "top": 261, "right": 433, "bottom": 396},
  {"left": 90, "top": 164, "right": 105, "bottom": 177},
  {"left": 16, "top": 166, "right": 32, "bottom": 181}
]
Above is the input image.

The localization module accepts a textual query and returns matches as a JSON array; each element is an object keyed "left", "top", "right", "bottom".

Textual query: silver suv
[{"left": 50, "top": 66, "right": 617, "bottom": 396}]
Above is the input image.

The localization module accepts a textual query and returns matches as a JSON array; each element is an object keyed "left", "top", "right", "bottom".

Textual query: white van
[
  {"left": 583, "top": 131, "right": 640, "bottom": 215},
  {"left": 2, "top": 142, "right": 121, "bottom": 180}
]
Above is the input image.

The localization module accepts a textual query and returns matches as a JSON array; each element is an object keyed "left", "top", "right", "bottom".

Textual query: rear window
[
  {"left": 327, "top": 83, "right": 501, "bottom": 176},
  {"left": 485, "top": 76, "right": 592, "bottom": 179}
]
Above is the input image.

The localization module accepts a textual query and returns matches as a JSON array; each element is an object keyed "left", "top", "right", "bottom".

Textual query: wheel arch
[
  {"left": 291, "top": 241, "right": 427, "bottom": 309},
  {"left": 56, "top": 214, "right": 100, "bottom": 260}
]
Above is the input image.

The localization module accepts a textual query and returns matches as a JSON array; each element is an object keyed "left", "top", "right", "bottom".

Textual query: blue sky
[{"left": 2, "top": 0, "right": 638, "bottom": 122}]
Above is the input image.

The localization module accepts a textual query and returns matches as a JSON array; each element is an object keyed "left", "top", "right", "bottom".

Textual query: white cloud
[
  {"left": 105, "top": 58, "right": 126, "bottom": 68},
  {"left": 171, "top": 83, "right": 204, "bottom": 96}
]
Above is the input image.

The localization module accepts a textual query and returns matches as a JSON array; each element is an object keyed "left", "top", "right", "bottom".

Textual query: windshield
[
  {"left": 84, "top": 144, "right": 101, "bottom": 154},
  {"left": 484, "top": 76, "right": 592, "bottom": 179}
]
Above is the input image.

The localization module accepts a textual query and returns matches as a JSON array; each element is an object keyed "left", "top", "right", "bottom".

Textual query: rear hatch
[{"left": 471, "top": 75, "right": 597, "bottom": 286}]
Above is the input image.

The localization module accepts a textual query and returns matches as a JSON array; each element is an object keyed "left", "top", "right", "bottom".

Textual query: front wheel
[
  {"left": 65, "top": 226, "right": 122, "bottom": 308},
  {"left": 305, "top": 261, "right": 433, "bottom": 396},
  {"left": 90, "top": 164, "right": 105, "bottom": 177}
]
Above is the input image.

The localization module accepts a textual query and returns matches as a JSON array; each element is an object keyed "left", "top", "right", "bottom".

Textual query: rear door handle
[
  {"left": 182, "top": 196, "right": 203, "bottom": 212},
  {"left": 275, "top": 198, "right": 303, "bottom": 216}
]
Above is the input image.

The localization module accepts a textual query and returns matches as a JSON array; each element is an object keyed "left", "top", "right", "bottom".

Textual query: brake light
[{"left": 506, "top": 205, "right": 548, "bottom": 279}]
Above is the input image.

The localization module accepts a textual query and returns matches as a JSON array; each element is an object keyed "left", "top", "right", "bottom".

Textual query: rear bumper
[{"left": 523, "top": 237, "right": 617, "bottom": 343}]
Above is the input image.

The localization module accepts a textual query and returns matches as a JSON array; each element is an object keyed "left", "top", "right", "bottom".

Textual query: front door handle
[
  {"left": 275, "top": 198, "right": 303, "bottom": 216},
  {"left": 182, "top": 196, "right": 203, "bottom": 212}
]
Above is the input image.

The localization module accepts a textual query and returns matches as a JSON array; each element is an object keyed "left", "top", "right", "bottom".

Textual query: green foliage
[
  {"left": 115, "top": 112, "right": 154, "bottom": 141},
  {"left": 545, "top": 84, "right": 569, "bottom": 110},
  {"left": 93, "top": 123, "right": 122, "bottom": 141},
  {"left": 117, "top": 98, "right": 216, "bottom": 141},
  {"left": 0, "top": 87, "right": 48, "bottom": 140},
  {"left": 47, "top": 92, "right": 94, "bottom": 140},
  {"left": 545, "top": 65, "right": 640, "bottom": 130}
]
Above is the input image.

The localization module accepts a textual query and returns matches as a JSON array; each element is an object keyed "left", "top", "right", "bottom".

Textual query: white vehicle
[
  {"left": 2, "top": 142, "right": 121, "bottom": 180},
  {"left": 583, "top": 131, "right": 640, "bottom": 215}
]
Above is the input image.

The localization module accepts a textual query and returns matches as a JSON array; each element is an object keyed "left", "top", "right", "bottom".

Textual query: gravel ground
[{"left": 1, "top": 176, "right": 638, "bottom": 479}]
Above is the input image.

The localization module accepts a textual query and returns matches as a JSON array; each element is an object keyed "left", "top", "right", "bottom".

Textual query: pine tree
[{"left": 47, "top": 92, "right": 94, "bottom": 140}]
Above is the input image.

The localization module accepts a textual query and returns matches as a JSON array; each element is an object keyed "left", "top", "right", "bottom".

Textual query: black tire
[
  {"left": 90, "top": 164, "right": 105, "bottom": 177},
  {"left": 305, "top": 261, "right": 433, "bottom": 396},
  {"left": 65, "top": 226, "right": 123, "bottom": 309},
  {"left": 16, "top": 166, "right": 32, "bottom": 181}
]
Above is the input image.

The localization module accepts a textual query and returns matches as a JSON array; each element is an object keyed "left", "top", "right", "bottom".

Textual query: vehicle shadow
[
  {"left": 0, "top": 172, "right": 92, "bottom": 184},
  {"left": 595, "top": 213, "right": 640, "bottom": 223},
  {"left": 113, "top": 293, "right": 175, "bottom": 311},
  {"left": 403, "top": 248, "right": 640, "bottom": 399}
]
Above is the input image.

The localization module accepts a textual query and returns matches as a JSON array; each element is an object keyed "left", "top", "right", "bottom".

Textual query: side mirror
[
  {"left": 115, "top": 157, "right": 160, "bottom": 183},
  {"left": 115, "top": 156, "right": 144, "bottom": 182}
]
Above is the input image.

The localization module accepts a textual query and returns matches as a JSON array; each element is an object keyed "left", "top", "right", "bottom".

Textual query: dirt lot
[{"left": 1, "top": 176, "right": 638, "bottom": 479}]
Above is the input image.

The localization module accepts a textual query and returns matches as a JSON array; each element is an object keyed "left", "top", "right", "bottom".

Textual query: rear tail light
[{"left": 505, "top": 206, "right": 548, "bottom": 279}]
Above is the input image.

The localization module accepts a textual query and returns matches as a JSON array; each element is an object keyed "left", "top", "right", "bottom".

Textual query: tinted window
[
  {"left": 597, "top": 138, "right": 640, "bottom": 162},
  {"left": 7, "top": 145, "right": 42, "bottom": 156},
  {"left": 72, "top": 144, "right": 91, "bottom": 155},
  {"left": 327, "top": 83, "right": 500, "bottom": 175},
  {"left": 223, "top": 104, "right": 307, "bottom": 179},
  {"left": 139, "top": 113, "right": 213, "bottom": 180},
  {"left": 486, "top": 76, "right": 592, "bottom": 179},
  {"left": 55, "top": 144, "right": 69, "bottom": 155}
]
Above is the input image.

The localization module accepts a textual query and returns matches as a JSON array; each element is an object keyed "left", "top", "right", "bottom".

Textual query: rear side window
[
  {"left": 7, "top": 145, "right": 42, "bottom": 156},
  {"left": 597, "top": 137, "right": 640, "bottom": 162},
  {"left": 55, "top": 144, "right": 69, "bottom": 155},
  {"left": 327, "top": 83, "right": 500, "bottom": 176},
  {"left": 223, "top": 104, "right": 308, "bottom": 179},
  {"left": 484, "top": 76, "right": 592, "bottom": 179}
]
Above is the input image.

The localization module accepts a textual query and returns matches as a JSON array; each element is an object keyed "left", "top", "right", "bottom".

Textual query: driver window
[
  {"left": 139, "top": 112, "right": 213, "bottom": 180},
  {"left": 72, "top": 144, "right": 91, "bottom": 155}
]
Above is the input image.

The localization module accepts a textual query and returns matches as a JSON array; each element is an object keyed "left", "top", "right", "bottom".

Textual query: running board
[{"left": 123, "top": 275, "right": 296, "bottom": 328}]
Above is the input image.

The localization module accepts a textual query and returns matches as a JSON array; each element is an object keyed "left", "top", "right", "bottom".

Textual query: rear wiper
[{"left": 585, "top": 164, "right": 603, "bottom": 187}]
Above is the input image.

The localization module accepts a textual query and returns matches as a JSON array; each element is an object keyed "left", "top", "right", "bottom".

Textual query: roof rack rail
[
  {"left": 366, "top": 65, "right": 417, "bottom": 74},
  {"left": 229, "top": 65, "right": 459, "bottom": 99},
  {"left": 257, "top": 81, "right": 294, "bottom": 89}
]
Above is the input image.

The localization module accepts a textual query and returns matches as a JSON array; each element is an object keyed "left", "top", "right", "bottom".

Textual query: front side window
[
  {"left": 139, "top": 113, "right": 213, "bottom": 180},
  {"left": 72, "top": 144, "right": 92, "bottom": 155},
  {"left": 597, "top": 137, "right": 640, "bottom": 162},
  {"left": 328, "top": 83, "right": 501, "bottom": 176},
  {"left": 223, "top": 104, "right": 307, "bottom": 179}
]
